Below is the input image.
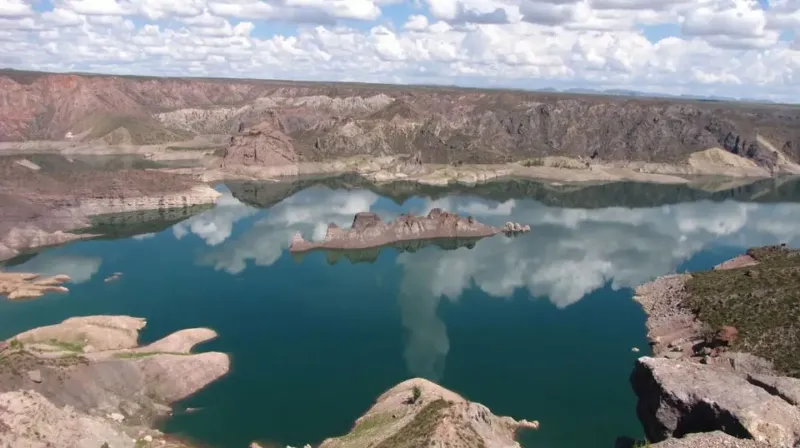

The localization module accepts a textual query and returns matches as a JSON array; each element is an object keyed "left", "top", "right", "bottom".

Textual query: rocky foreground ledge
[
  {"left": 252, "top": 378, "right": 539, "bottom": 448},
  {"left": 0, "top": 315, "right": 230, "bottom": 447},
  {"left": 631, "top": 245, "right": 800, "bottom": 447},
  {"left": 290, "top": 208, "right": 530, "bottom": 253}
]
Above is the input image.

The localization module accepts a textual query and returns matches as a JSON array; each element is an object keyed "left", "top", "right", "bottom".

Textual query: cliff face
[
  {"left": 0, "top": 157, "right": 219, "bottom": 261},
  {"left": 2, "top": 70, "right": 799, "bottom": 169}
]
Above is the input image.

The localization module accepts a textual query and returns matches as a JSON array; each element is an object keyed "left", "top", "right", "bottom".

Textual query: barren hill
[{"left": 2, "top": 69, "right": 800, "bottom": 170}]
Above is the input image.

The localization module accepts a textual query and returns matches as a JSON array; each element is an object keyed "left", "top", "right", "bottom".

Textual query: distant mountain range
[{"left": 554, "top": 87, "right": 777, "bottom": 105}]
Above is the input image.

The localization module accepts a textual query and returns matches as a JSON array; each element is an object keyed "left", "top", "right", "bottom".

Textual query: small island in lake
[{"left": 289, "top": 208, "right": 530, "bottom": 253}]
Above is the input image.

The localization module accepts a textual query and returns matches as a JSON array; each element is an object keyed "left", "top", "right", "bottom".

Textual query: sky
[{"left": 0, "top": 0, "right": 799, "bottom": 101}]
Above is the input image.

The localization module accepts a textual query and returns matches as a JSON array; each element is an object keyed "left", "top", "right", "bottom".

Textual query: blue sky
[{"left": 4, "top": 0, "right": 799, "bottom": 102}]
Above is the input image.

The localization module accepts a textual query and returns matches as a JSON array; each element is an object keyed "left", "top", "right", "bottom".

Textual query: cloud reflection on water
[
  {"left": 192, "top": 187, "right": 386, "bottom": 274},
  {"left": 12, "top": 253, "right": 102, "bottom": 284},
  {"left": 177, "top": 184, "right": 800, "bottom": 380}
]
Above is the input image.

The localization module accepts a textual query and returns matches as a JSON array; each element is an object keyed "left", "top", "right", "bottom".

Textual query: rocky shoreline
[
  {"left": 0, "top": 156, "right": 221, "bottom": 262},
  {"left": 0, "top": 315, "right": 230, "bottom": 447},
  {"left": 0, "top": 271, "right": 71, "bottom": 300},
  {"left": 289, "top": 209, "right": 529, "bottom": 253},
  {"left": 2, "top": 246, "right": 799, "bottom": 448},
  {"left": 0, "top": 316, "right": 542, "bottom": 448},
  {"left": 630, "top": 246, "right": 800, "bottom": 447}
]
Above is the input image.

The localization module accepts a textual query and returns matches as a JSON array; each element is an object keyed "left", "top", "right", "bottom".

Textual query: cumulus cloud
[
  {"left": 1, "top": 0, "right": 799, "bottom": 100},
  {"left": 0, "top": 0, "right": 34, "bottom": 17}
]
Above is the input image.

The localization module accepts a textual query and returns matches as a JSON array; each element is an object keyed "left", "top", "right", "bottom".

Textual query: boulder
[
  {"left": 631, "top": 356, "right": 800, "bottom": 447},
  {"left": 352, "top": 212, "right": 381, "bottom": 230},
  {"left": 27, "top": 370, "right": 42, "bottom": 383}
]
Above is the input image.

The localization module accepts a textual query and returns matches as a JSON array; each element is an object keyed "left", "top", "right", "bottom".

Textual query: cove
[{"left": 3, "top": 177, "right": 800, "bottom": 448}]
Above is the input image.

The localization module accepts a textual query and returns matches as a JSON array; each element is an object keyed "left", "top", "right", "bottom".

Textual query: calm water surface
[{"left": 3, "top": 177, "right": 800, "bottom": 448}]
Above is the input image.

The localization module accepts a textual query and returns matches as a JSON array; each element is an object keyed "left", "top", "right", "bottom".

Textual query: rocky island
[
  {"left": 0, "top": 315, "right": 230, "bottom": 447},
  {"left": 289, "top": 209, "right": 529, "bottom": 253},
  {"left": 630, "top": 245, "right": 800, "bottom": 447}
]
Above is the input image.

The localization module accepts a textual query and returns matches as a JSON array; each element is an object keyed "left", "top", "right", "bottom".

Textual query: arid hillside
[{"left": 2, "top": 69, "right": 800, "bottom": 169}]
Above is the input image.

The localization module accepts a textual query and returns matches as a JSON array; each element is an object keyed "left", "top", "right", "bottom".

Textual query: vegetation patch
[
  {"left": 46, "top": 339, "right": 85, "bottom": 352},
  {"left": 374, "top": 399, "right": 459, "bottom": 448},
  {"left": 336, "top": 412, "right": 394, "bottom": 444},
  {"left": 685, "top": 245, "right": 800, "bottom": 376}
]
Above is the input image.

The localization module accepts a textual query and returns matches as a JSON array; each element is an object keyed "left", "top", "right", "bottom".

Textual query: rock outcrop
[
  {"left": 631, "top": 247, "right": 800, "bottom": 447},
  {"left": 289, "top": 208, "right": 529, "bottom": 253},
  {"left": 632, "top": 357, "right": 800, "bottom": 447},
  {"left": 0, "top": 315, "right": 229, "bottom": 447},
  {"left": 649, "top": 431, "right": 768, "bottom": 447},
  {"left": 0, "top": 271, "right": 71, "bottom": 300},
  {"left": 317, "top": 378, "right": 538, "bottom": 448},
  {"left": 3, "top": 70, "right": 800, "bottom": 174}
]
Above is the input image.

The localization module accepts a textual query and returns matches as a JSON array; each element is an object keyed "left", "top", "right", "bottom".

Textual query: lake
[{"left": 3, "top": 176, "right": 800, "bottom": 448}]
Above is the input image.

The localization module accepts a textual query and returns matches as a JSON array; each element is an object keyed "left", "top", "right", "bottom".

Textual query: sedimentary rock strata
[
  {"left": 0, "top": 315, "right": 229, "bottom": 447},
  {"left": 289, "top": 208, "right": 529, "bottom": 253},
  {"left": 3, "top": 70, "right": 800, "bottom": 174},
  {"left": 318, "top": 378, "right": 539, "bottom": 448},
  {"left": 0, "top": 157, "right": 220, "bottom": 261}
]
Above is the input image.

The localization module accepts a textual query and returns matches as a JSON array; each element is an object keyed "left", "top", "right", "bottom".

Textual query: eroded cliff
[{"left": 3, "top": 70, "right": 800, "bottom": 173}]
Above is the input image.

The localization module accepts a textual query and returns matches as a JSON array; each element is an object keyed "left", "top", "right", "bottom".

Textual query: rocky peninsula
[
  {"left": 315, "top": 378, "right": 539, "bottom": 448},
  {"left": 0, "top": 315, "right": 543, "bottom": 448},
  {"left": 0, "top": 315, "right": 230, "bottom": 447},
  {"left": 631, "top": 245, "right": 800, "bottom": 447},
  {"left": 0, "top": 271, "right": 71, "bottom": 300},
  {"left": 289, "top": 209, "right": 529, "bottom": 253}
]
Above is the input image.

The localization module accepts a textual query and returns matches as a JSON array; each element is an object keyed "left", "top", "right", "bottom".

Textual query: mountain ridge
[{"left": 2, "top": 69, "right": 799, "bottom": 173}]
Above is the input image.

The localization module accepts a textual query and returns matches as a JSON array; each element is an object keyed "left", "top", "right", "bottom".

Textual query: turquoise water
[{"left": 3, "top": 178, "right": 800, "bottom": 448}]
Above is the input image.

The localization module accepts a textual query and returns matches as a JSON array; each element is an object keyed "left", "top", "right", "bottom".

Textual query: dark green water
[{"left": 3, "top": 178, "right": 800, "bottom": 448}]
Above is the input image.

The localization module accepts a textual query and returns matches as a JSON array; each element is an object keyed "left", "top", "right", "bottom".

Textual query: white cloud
[
  {"left": 0, "top": 0, "right": 34, "bottom": 17},
  {"left": 4, "top": 0, "right": 798, "bottom": 116}
]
